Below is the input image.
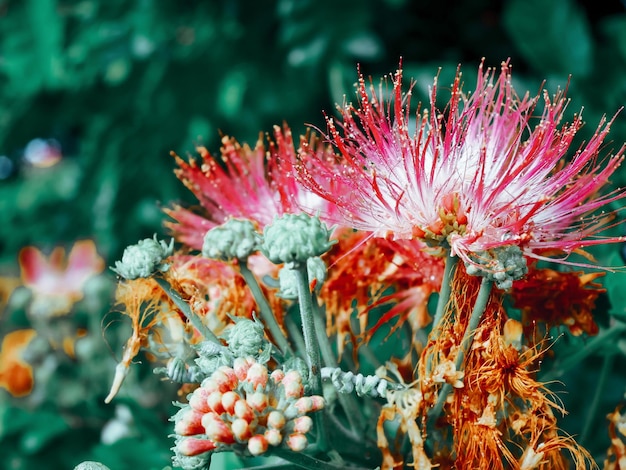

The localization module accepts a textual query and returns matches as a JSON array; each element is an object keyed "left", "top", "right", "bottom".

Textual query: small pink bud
[
  {"left": 174, "top": 408, "right": 205, "bottom": 436},
  {"left": 270, "top": 369, "right": 285, "bottom": 383},
  {"left": 264, "top": 428, "right": 282, "bottom": 446},
  {"left": 246, "top": 363, "right": 269, "bottom": 389},
  {"left": 177, "top": 436, "right": 216, "bottom": 456},
  {"left": 291, "top": 416, "right": 313, "bottom": 434},
  {"left": 212, "top": 366, "right": 238, "bottom": 392},
  {"left": 285, "top": 433, "right": 308, "bottom": 452},
  {"left": 234, "top": 399, "right": 255, "bottom": 422},
  {"left": 310, "top": 395, "right": 325, "bottom": 411},
  {"left": 200, "top": 378, "right": 219, "bottom": 394},
  {"left": 221, "top": 391, "right": 239, "bottom": 415},
  {"left": 233, "top": 357, "right": 255, "bottom": 381},
  {"left": 293, "top": 397, "right": 313, "bottom": 414},
  {"left": 231, "top": 418, "right": 253, "bottom": 441},
  {"left": 202, "top": 412, "right": 235, "bottom": 444},
  {"left": 248, "top": 435, "right": 269, "bottom": 456},
  {"left": 282, "top": 371, "right": 304, "bottom": 398},
  {"left": 246, "top": 392, "right": 268, "bottom": 412},
  {"left": 189, "top": 387, "right": 212, "bottom": 413},
  {"left": 207, "top": 391, "right": 224, "bottom": 414},
  {"left": 267, "top": 410, "right": 286, "bottom": 430}
]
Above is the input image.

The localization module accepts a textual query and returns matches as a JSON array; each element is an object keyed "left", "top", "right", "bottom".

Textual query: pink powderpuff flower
[
  {"left": 165, "top": 126, "right": 335, "bottom": 251},
  {"left": 297, "top": 61, "right": 626, "bottom": 267},
  {"left": 19, "top": 240, "right": 105, "bottom": 316}
]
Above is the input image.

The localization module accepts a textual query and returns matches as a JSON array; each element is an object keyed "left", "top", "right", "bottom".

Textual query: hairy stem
[{"left": 292, "top": 264, "right": 327, "bottom": 451}]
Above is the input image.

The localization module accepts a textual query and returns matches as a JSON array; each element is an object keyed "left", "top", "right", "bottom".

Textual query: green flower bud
[
  {"left": 202, "top": 219, "right": 259, "bottom": 261},
  {"left": 74, "top": 463, "right": 111, "bottom": 470},
  {"left": 278, "top": 256, "right": 327, "bottom": 299},
  {"left": 465, "top": 245, "right": 528, "bottom": 290},
  {"left": 227, "top": 317, "right": 271, "bottom": 361},
  {"left": 195, "top": 340, "right": 232, "bottom": 376},
  {"left": 111, "top": 235, "right": 173, "bottom": 280},
  {"left": 261, "top": 214, "right": 335, "bottom": 265}
]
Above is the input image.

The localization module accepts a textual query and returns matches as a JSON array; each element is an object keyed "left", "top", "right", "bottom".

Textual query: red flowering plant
[{"left": 85, "top": 61, "right": 626, "bottom": 469}]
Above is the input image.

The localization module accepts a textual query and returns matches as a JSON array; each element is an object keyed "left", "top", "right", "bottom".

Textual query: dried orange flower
[{"left": 511, "top": 267, "right": 604, "bottom": 336}]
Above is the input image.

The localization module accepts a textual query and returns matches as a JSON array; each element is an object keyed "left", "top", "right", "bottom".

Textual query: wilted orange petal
[{"left": 0, "top": 329, "right": 37, "bottom": 397}]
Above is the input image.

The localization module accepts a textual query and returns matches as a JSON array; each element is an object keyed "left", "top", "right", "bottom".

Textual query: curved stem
[
  {"left": 428, "top": 277, "right": 492, "bottom": 424},
  {"left": 239, "top": 262, "right": 293, "bottom": 357},
  {"left": 541, "top": 321, "right": 626, "bottom": 382},
  {"left": 153, "top": 277, "right": 220, "bottom": 345}
]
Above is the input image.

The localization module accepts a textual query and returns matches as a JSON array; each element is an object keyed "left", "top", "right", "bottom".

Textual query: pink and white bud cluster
[{"left": 172, "top": 358, "right": 325, "bottom": 458}]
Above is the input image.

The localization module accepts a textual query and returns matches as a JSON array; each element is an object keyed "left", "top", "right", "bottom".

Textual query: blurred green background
[{"left": 1, "top": 0, "right": 626, "bottom": 468}]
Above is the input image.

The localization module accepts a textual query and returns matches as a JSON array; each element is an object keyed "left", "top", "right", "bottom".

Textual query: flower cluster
[
  {"left": 172, "top": 358, "right": 324, "bottom": 468},
  {"left": 95, "top": 60, "right": 626, "bottom": 470}
]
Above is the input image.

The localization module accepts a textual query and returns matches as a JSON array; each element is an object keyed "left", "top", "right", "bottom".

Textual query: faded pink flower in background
[
  {"left": 297, "top": 61, "right": 626, "bottom": 266},
  {"left": 165, "top": 125, "right": 334, "bottom": 250},
  {"left": 19, "top": 240, "right": 105, "bottom": 316}
]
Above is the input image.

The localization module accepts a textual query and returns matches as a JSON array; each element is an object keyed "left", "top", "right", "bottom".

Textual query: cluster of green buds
[
  {"left": 172, "top": 358, "right": 325, "bottom": 469},
  {"left": 464, "top": 244, "right": 528, "bottom": 290}
]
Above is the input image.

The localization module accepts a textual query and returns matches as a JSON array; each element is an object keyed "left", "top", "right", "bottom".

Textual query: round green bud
[
  {"left": 112, "top": 235, "right": 173, "bottom": 280},
  {"left": 261, "top": 214, "right": 335, "bottom": 265},
  {"left": 202, "top": 219, "right": 259, "bottom": 262},
  {"left": 74, "top": 463, "right": 111, "bottom": 470}
]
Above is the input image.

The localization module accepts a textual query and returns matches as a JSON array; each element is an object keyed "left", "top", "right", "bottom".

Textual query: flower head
[
  {"left": 171, "top": 359, "right": 324, "bottom": 460},
  {"left": 297, "top": 61, "right": 626, "bottom": 268}
]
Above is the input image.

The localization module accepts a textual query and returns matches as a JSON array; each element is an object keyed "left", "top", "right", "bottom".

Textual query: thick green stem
[
  {"left": 581, "top": 352, "right": 615, "bottom": 445},
  {"left": 431, "top": 254, "right": 458, "bottom": 338},
  {"left": 428, "top": 277, "right": 492, "bottom": 424},
  {"left": 153, "top": 277, "right": 220, "bottom": 345},
  {"left": 292, "top": 264, "right": 327, "bottom": 451},
  {"left": 239, "top": 262, "right": 293, "bottom": 357}
]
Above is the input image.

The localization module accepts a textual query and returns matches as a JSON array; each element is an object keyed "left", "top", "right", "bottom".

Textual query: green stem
[
  {"left": 428, "top": 277, "right": 492, "bottom": 424},
  {"left": 430, "top": 254, "right": 458, "bottom": 338},
  {"left": 292, "top": 264, "right": 327, "bottom": 451},
  {"left": 239, "top": 262, "right": 293, "bottom": 357},
  {"left": 271, "top": 449, "right": 373, "bottom": 470},
  {"left": 313, "top": 297, "right": 365, "bottom": 435},
  {"left": 580, "top": 352, "right": 615, "bottom": 445},
  {"left": 153, "top": 277, "right": 220, "bottom": 345},
  {"left": 541, "top": 322, "right": 626, "bottom": 382}
]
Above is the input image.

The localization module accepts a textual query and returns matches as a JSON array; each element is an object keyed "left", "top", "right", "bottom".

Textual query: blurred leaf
[
  {"left": 503, "top": 0, "right": 593, "bottom": 76},
  {"left": 20, "top": 410, "right": 69, "bottom": 453}
]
